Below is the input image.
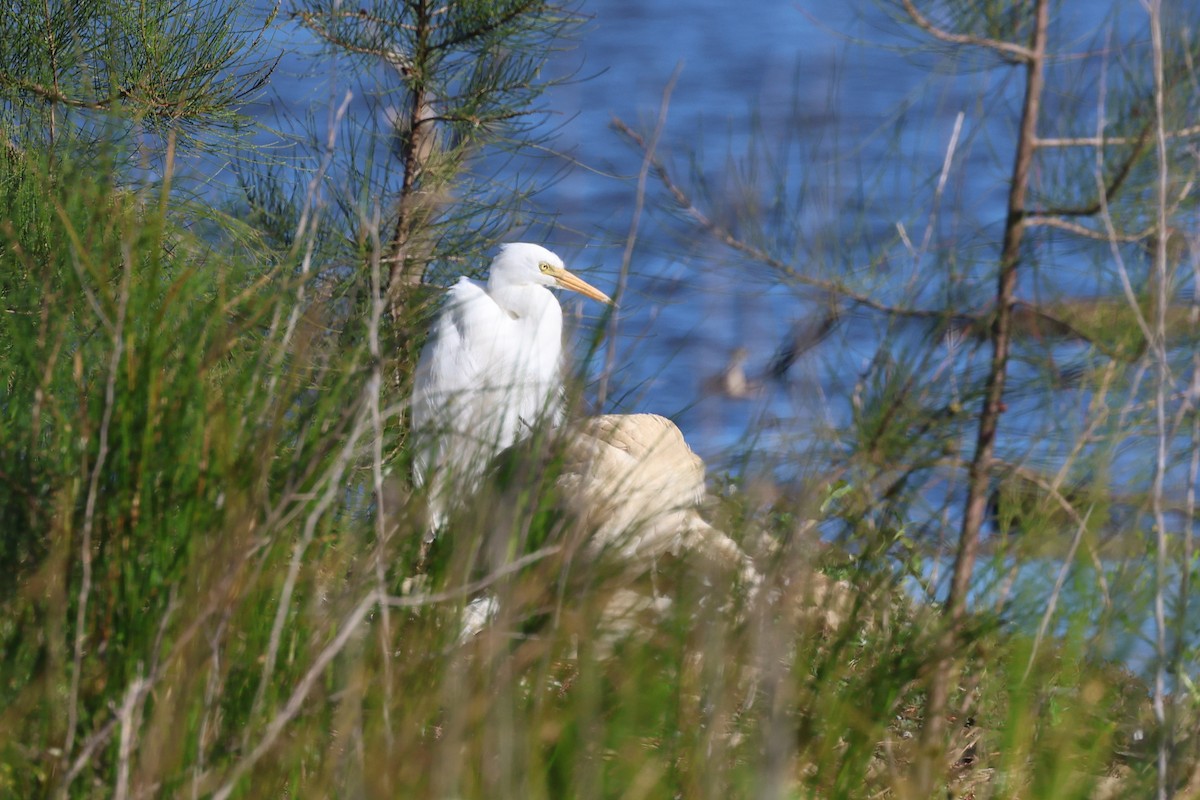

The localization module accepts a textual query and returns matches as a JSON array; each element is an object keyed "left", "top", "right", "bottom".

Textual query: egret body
[{"left": 411, "top": 243, "right": 611, "bottom": 533}]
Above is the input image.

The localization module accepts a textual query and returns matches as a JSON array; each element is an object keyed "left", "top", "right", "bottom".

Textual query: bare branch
[
  {"left": 62, "top": 222, "right": 134, "bottom": 766},
  {"left": 366, "top": 201, "right": 395, "bottom": 752},
  {"left": 382, "top": 545, "right": 562, "bottom": 608},
  {"left": 611, "top": 117, "right": 951, "bottom": 322},
  {"left": 598, "top": 67, "right": 679, "bottom": 408},
  {"left": 919, "top": 0, "right": 1050, "bottom": 791},
  {"left": 212, "top": 591, "right": 381, "bottom": 800},
  {"left": 1146, "top": 3, "right": 1173, "bottom": 795},
  {"left": 113, "top": 670, "right": 147, "bottom": 800},
  {"left": 900, "top": 0, "right": 1035, "bottom": 63},
  {"left": 248, "top": 392, "right": 372, "bottom": 724},
  {"left": 1031, "top": 124, "right": 1153, "bottom": 217},
  {"left": 1035, "top": 122, "right": 1200, "bottom": 147},
  {"left": 1023, "top": 215, "right": 1155, "bottom": 242},
  {"left": 915, "top": 111, "right": 965, "bottom": 264},
  {"left": 1022, "top": 506, "right": 1093, "bottom": 682}
]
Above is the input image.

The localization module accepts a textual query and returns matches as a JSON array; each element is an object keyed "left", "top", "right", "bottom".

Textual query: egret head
[{"left": 489, "top": 243, "right": 612, "bottom": 304}]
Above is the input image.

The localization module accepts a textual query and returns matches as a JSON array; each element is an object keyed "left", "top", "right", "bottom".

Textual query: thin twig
[
  {"left": 212, "top": 591, "right": 381, "bottom": 800},
  {"left": 916, "top": 111, "right": 965, "bottom": 263},
  {"left": 918, "top": 0, "right": 1050, "bottom": 790},
  {"left": 62, "top": 222, "right": 134, "bottom": 765},
  {"left": 113, "top": 668, "right": 147, "bottom": 800},
  {"left": 1023, "top": 215, "right": 1155, "bottom": 242},
  {"left": 900, "top": 0, "right": 1036, "bottom": 62},
  {"left": 611, "top": 118, "right": 952, "bottom": 322},
  {"left": 1144, "top": 2, "right": 1172, "bottom": 796},
  {"left": 191, "top": 607, "right": 231, "bottom": 800},
  {"left": 58, "top": 591, "right": 179, "bottom": 797},
  {"left": 1091, "top": 41, "right": 1156, "bottom": 357},
  {"left": 381, "top": 545, "right": 562, "bottom": 608},
  {"left": 366, "top": 201, "right": 395, "bottom": 751},
  {"left": 254, "top": 90, "right": 354, "bottom": 433},
  {"left": 1035, "top": 123, "right": 1200, "bottom": 147},
  {"left": 248, "top": 393, "right": 372, "bottom": 725},
  {"left": 597, "top": 66, "right": 680, "bottom": 408},
  {"left": 1022, "top": 507, "right": 1094, "bottom": 682}
]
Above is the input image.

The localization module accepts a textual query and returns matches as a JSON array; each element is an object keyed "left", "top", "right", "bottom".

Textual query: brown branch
[
  {"left": 1030, "top": 123, "right": 1153, "bottom": 217},
  {"left": 297, "top": 6, "right": 442, "bottom": 305},
  {"left": 918, "top": 0, "right": 1050, "bottom": 792},
  {"left": 900, "top": 0, "right": 1035, "bottom": 63},
  {"left": 382, "top": 545, "right": 561, "bottom": 608},
  {"left": 0, "top": 73, "right": 119, "bottom": 112},
  {"left": 1035, "top": 122, "right": 1200, "bottom": 147},
  {"left": 1023, "top": 214, "right": 1155, "bottom": 242},
  {"left": 293, "top": 8, "right": 418, "bottom": 33},
  {"left": 956, "top": 0, "right": 1048, "bottom": 641},
  {"left": 386, "top": 0, "right": 436, "bottom": 303},
  {"left": 211, "top": 591, "right": 381, "bottom": 800},
  {"left": 598, "top": 68, "right": 679, "bottom": 408},
  {"left": 429, "top": 0, "right": 542, "bottom": 53},
  {"left": 611, "top": 117, "right": 952, "bottom": 322}
]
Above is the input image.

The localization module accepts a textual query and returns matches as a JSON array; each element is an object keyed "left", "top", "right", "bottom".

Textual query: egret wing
[{"left": 411, "top": 279, "right": 515, "bottom": 520}]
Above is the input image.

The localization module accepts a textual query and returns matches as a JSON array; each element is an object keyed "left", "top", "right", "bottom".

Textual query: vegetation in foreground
[{"left": 1, "top": 0, "right": 1199, "bottom": 798}]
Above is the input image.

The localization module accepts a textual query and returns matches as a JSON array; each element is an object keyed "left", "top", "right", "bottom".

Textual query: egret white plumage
[{"left": 411, "top": 243, "right": 611, "bottom": 535}]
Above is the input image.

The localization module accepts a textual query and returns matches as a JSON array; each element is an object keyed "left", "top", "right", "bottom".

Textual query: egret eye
[{"left": 539, "top": 262, "right": 553, "bottom": 274}]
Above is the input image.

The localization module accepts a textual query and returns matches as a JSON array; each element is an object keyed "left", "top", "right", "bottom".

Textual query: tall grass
[{"left": 0, "top": 80, "right": 1193, "bottom": 800}]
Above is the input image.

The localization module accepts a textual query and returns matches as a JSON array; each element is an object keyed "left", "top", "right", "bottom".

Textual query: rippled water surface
[
  {"left": 250, "top": 0, "right": 1185, "bottom": 490},
  {"left": 229, "top": 0, "right": 1198, "bottom": 673}
]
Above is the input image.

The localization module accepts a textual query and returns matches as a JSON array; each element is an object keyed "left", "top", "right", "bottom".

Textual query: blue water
[
  {"left": 238, "top": 1, "right": 1197, "bottom": 533},
  {"left": 204, "top": 0, "right": 1200, "bottom": 682},
  {"left": 242, "top": 2, "right": 972, "bottom": 442}
]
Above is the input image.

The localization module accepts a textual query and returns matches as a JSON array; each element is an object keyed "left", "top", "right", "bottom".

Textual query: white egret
[{"left": 411, "top": 243, "right": 611, "bottom": 535}]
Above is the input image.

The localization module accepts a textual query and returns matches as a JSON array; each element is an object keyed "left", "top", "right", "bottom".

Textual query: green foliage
[
  {"left": 281, "top": 0, "right": 583, "bottom": 292},
  {"left": 0, "top": 1, "right": 1194, "bottom": 798},
  {"left": 0, "top": 0, "right": 274, "bottom": 154}
]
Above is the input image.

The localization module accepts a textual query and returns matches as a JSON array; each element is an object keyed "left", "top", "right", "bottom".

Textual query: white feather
[{"left": 410, "top": 243, "right": 609, "bottom": 534}]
